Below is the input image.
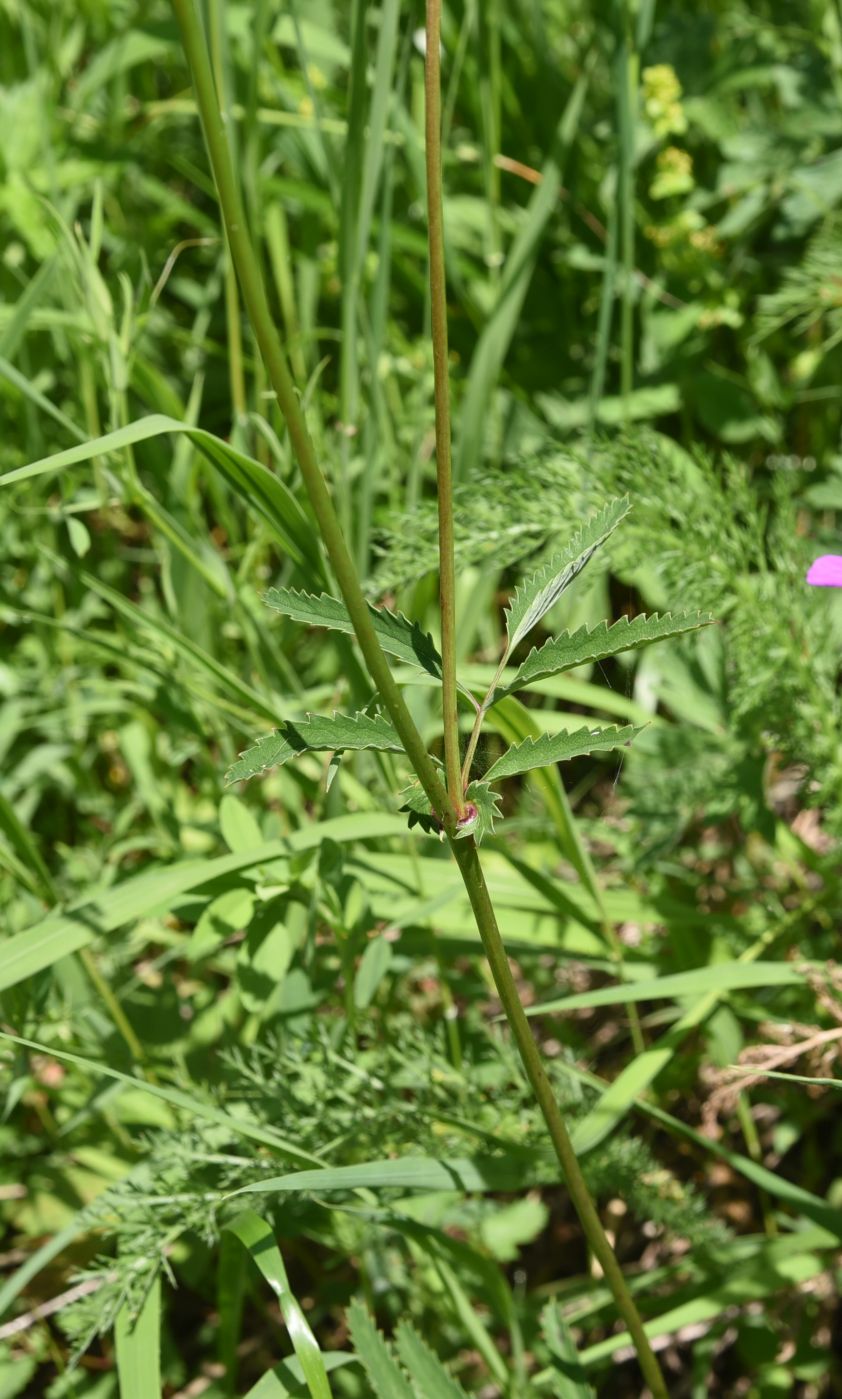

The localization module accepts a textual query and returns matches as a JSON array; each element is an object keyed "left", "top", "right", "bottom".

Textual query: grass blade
[
  {"left": 525, "top": 960, "right": 811, "bottom": 1016},
  {"left": 0, "top": 415, "right": 320, "bottom": 571},
  {"left": 226, "top": 1211, "right": 332, "bottom": 1399},
  {"left": 455, "top": 66, "right": 591, "bottom": 479},
  {"left": 115, "top": 1276, "right": 162, "bottom": 1399},
  {"left": 227, "top": 1151, "right": 556, "bottom": 1199},
  {"left": 0, "top": 814, "right": 407, "bottom": 991}
]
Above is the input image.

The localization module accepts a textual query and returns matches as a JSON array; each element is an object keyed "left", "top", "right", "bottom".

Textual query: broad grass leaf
[
  {"left": 265, "top": 586, "right": 442, "bottom": 679},
  {"left": 226, "top": 1212, "right": 331, "bottom": 1399},
  {"left": 228, "top": 1151, "right": 557, "bottom": 1199},
  {"left": 354, "top": 935, "right": 393, "bottom": 1009},
  {"left": 0, "top": 415, "right": 320, "bottom": 572},
  {"left": 115, "top": 1275, "right": 161, "bottom": 1399},
  {"left": 492, "top": 611, "right": 716, "bottom": 703},
  {"left": 227, "top": 712, "right": 404, "bottom": 784},
  {"left": 504, "top": 498, "right": 630, "bottom": 653},
  {"left": 483, "top": 724, "right": 641, "bottom": 784},
  {"left": 219, "top": 793, "right": 264, "bottom": 852},
  {"left": 525, "top": 960, "right": 810, "bottom": 1016}
]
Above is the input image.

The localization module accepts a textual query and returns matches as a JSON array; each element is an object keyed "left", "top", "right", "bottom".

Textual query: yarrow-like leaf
[
  {"left": 483, "top": 723, "right": 641, "bottom": 784},
  {"left": 503, "top": 497, "right": 630, "bottom": 654},
  {"left": 264, "top": 586, "right": 443, "bottom": 679},
  {"left": 227, "top": 712, "right": 403, "bottom": 784},
  {"left": 490, "top": 611, "right": 715, "bottom": 704}
]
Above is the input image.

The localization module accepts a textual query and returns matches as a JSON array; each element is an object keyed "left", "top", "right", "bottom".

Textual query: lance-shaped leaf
[
  {"left": 490, "top": 611, "right": 715, "bottom": 704},
  {"left": 504, "top": 498, "right": 630, "bottom": 654},
  {"left": 265, "top": 586, "right": 442, "bottom": 679},
  {"left": 483, "top": 723, "right": 641, "bottom": 784},
  {"left": 227, "top": 712, "right": 403, "bottom": 784}
]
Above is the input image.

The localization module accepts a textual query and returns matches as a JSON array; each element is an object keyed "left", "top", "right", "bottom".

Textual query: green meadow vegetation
[{"left": 2, "top": 0, "right": 842, "bottom": 1394}]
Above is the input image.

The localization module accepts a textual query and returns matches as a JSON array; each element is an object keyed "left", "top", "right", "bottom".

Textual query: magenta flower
[{"left": 807, "top": 555, "right": 842, "bottom": 587}]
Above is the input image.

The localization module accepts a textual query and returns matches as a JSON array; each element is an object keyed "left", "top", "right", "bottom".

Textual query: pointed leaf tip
[
  {"left": 483, "top": 723, "right": 642, "bottom": 784},
  {"left": 491, "top": 610, "right": 715, "bottom": 703},
  {"left": 504, "top": 498, "right": 631, "bottom": 654}
]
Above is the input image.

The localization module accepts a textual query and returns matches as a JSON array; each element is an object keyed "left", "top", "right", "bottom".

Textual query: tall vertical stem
[
  {"left": 449, "top": 838, "right": 667, "bottom": 1398},
  {"left": 171, "top": 4, "right": 668, "bottom": 1390},
  {"left": 207, "top": 0, "right": 247, "bottom": 424},
  {"left": 424, "top": 0, "right": 463, "bottom": 815},
  {"left": 618, "top": 0, "right": 638, "bottom": 410}
]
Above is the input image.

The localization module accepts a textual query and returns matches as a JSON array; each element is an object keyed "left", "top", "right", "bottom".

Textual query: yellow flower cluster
[
  {"left": 642, "top": 63, "right": 687, "bottom": 137},
  {"left": 649, "top": 145, "right": 694, "bottom": 200},
  {"left": 645, "top": 208, "right": 722, "bottom": 260}
]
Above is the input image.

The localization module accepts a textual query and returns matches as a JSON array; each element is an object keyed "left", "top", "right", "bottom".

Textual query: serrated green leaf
[
  {"left": 492, "top": 611, "right": 716, "bottom": 703},
  {"left": 483, "top": 724, "right": 641, "bottom": 783},
  {"left": 227, "top": 712, "right": 404, "bottom": 784},
  {"left": 346, "top": 1301, "right": 415, "bottom": 1399},
  {"left": 265, "top": 586, "right": 443, "bottom": 680},
  {"left": 504, "top": 499, "right": 630, "bottom": 653},
  {"left": 541, "top": 1301, "right": 593, "bottom": 1398},
  {"left": 454, "top": 782, "right": 503, "bottom": 844},
  {"left": 394, "top": 1321, "right": 470, "bottom": 1399},
  {"left": 399, "top": 778, "right": 502, "bottom": 844}
]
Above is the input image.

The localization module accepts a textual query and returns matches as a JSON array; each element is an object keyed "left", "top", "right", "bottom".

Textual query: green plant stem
[
  {"left": 460, "top": 652, "right": 508, "bottom": 788},
  {"left": 172, "top": 5, "right": 667, "bottom": 1390},
  {"left": 449, "top": 837, "right": 667, "bottom": 1399},
  {"left": 617, "top": 0, "right": 638, "bottom": 410},
  {"left": 208, "top": 0, "right": 247, "bottom": 425},
  {"left": 424, "top": 0, "right": 463, "bottom": 816},
  {"left": 170, "top": 0, "right": 451, "bottom": 831}
]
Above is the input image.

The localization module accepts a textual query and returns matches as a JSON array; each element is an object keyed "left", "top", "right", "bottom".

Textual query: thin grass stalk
[
  {"left": 589, "top": 191, "right": 618, "bottom": 426},
  {"left": 617, "top": 0, "right": 638, "bottom": 410},
  {"left": 207, "top": 0, "right": 247, "bottom": 425},
  {"left": 171, "top": 4, "right": 668, "bottom": 1391},
  {"left": 424, "top": 0, "right": 463, "bottom": 815}
]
